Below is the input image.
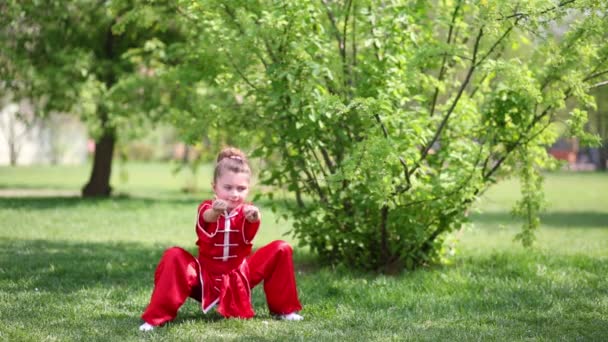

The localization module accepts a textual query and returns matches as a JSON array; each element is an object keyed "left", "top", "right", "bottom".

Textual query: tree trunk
[
  {"left": 8, "top": 112, "right": 18, "bottom": 166},
  {"left": 593, "top": 87, "right": 607, "bottom": 171},
  {"left": 596, "top": 104, "right": 607, "bottom": 171},
  {"left": 599, "top": 141, "right": 608, "bottom": 171},
  {"left": 9, "top": 141, "right": 17, "bottom": 166},
  {"left": 82, "top": 127, "right": 115, "bottom": 197},
  {"left": 82, "top": 22, "right": 119, "bottom": 197}
]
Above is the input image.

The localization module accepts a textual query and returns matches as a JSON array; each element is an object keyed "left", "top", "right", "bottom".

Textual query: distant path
[{"left": 0, "top": 189, "right": 79, "bottom": 197}]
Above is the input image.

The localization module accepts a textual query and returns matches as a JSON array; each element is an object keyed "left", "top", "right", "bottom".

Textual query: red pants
[{"left": 141, "top": 240, "right": 302, "bottom": 325}]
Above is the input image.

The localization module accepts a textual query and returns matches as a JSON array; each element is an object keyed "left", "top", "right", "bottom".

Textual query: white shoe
[
  {"left": 279, "top": 312, "right": 304, "bottom": 321},
  {"left": 139, "top": 322, "right": 154, "bottom": 331}
]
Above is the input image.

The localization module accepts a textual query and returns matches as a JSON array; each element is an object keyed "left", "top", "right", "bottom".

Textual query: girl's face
[{"left": 213, "top": 171, "right": 250, "bottom": 210}]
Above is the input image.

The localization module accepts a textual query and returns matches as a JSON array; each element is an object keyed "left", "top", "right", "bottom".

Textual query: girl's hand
[
  {"left": 212, "top": 199, "right": 228, "bottom": 213},
  {"left": 244, "top": 205, "right": 260, "bottom": 222}
]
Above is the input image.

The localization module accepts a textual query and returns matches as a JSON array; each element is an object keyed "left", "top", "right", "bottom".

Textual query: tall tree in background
[
  {"left": 176, "top": 0, "right": 607, "bottom": 271},
  {"left": 0, "top": 0, "right": 191, "bottom": 196},
  {"left": 1, "top": 1, "right": 248, "bottom": 193}
]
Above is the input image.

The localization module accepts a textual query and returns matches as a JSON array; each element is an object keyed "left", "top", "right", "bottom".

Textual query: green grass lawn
[{"left": 0, "top": 163, "right": 607, "bottom": 341}]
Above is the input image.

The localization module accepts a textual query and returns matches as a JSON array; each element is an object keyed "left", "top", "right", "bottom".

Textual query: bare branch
[
  {"left": 310, "top": 149, "right": 330, "bottom": 178},
  {"left": 294, "top": 184, "right": 304, "bottom": 208},
  {"left": 583, "top": 69, "right": 608, "bottom": 82},
  {"left": 482, "top": 96, "right": 563, "bottom": 181},
  {"left": 303, "top": 138, "right": 335, "bottom": 177},
  {"left": 538, "top": 0, "right": 576, "bottom": 15},
  {"left": 420, "top": 17, "right": 521, "bottom": 175},
  {"left": 540, "top": 31, "right": 595, "bottom": 93},
  {"left": 174, "top": 5, "right": 198, "bottom": 22},
  {"left": 373, "top": 113, "right": 412, "bottom": 190},
  {"left": 413, "top": 28, "right": 484, "bottom": 175},
  {"left": 397, "top": 156, "right": 411, "bottom": 190},
  {"left": 351, "top": 1, "right": 357, "bottom": 88},
  {"left": 342, "top": 0, "right": 353, "bottom": 92},
  {"left": 227, "top": 54, "right": 258, "bottom": 90},
  {"left": 276, "top": 2, "right": 292, "bottom": 57},
  {"left": 590, "top": 79, "right": 608, "bottom": 89},
  {"left": 342, "top": 0, "right": 353, "bottom": 52},
  {"left": 403, "top": 142, "right": 484, "bottom": 209},
  {"left": 430, "top": 0, "right": 462, "bottom": 118},
  {"left": 319, "top": 147, "right": 336, "bottom": 174},
  {"left": 500, "top": 0, "right": 576, "bottom": 21},
  {"left": 367, "top": 4, "right": 381, "bottom": 62},
  {"left": 263, "top": 39, "right": 279, "bottom": 64},
  {"left": 321, "top": 0, "right": 354, "bottom": 96},
  {"left": 379, "top": 204, "right": 389, "bottom": 263},
  {"left": 321, "top": 0, "right": 342, "bottom": 46},
  {"left": 222, "top": 5, "right": 269, "bottom": 70},
  {"left": 301, "top": 161, "right": 326, "bottom": 202},
  {"left": 374, "top": 113, "right": 389, "bottom": 138},
  {"left": 476, "top": 20, "right": 519, "bottom": 67}
]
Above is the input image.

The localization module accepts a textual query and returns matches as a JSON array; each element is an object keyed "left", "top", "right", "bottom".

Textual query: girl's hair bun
[
  {"left": 213, "top": 146, "right": 251, "bottom": 181},
  {"left": 217, "top": 147, "right": 247, "bottom": 163}
]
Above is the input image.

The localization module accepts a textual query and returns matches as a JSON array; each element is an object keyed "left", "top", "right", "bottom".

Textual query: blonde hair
[{"left": 214, "top": 147, "right": 251, "bottom": 182}]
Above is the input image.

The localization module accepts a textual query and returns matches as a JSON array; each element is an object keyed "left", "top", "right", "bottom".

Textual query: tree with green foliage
[
  {"left": 1, "top": 0, "right": 256, "bottom": 194},
  {"left": 171, "top": 0, "right": 608, "bottom": 271},
  {"left": 0, "top": 0, "right": 200, "bottom": 196}
]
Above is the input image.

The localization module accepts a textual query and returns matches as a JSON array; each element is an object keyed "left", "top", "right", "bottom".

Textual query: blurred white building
[{"left": 0, "top": 100, "right": 88, "bottom": 165}]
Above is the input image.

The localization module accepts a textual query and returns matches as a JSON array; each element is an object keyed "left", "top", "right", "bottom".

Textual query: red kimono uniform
[{"left": 141, "top": 200, "right": 302, "bottom": 326}]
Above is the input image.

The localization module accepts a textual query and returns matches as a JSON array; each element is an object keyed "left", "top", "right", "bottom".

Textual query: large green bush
[{"left": 154, "top": 0, "right": 606, "bottom": 271}]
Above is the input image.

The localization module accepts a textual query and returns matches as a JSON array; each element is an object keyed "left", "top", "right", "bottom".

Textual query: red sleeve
[
  {"left": 241, "top": 209, "right": 260, "bottom": 245},
  {"left": 196, "top": 200, "right": 217, "bottom": 237}
]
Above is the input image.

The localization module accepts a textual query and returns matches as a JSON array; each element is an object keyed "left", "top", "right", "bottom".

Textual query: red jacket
[{"left": 195, "top": 200, "right": 260, "bottom": 317}]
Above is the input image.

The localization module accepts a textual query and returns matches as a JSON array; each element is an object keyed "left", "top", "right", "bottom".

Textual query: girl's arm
[
  {"left": 244, "top": 205, "right": 261, "bottom": 223},
  {"left": 242, "top": 205, "right": 261, "bottom": 244},
  {"left": 202, "top": 199, "right": 228, "bottom": 223}
]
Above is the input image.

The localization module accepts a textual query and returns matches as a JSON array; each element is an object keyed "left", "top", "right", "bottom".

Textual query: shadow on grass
[
  {"left": 0, "top": 195, "right": 200, "bottom": 210},
  {"left": 0, "top": 238, "right": 320, "bottom": 294},
  {"left": 471, "top": 211, "right": 608, "bottom": 228},
  {"left": 0, "top": 238, "right": 164, "bottom": 293},
  {"left": 0, "top": 193, "right": 299, "bottom": 212}
]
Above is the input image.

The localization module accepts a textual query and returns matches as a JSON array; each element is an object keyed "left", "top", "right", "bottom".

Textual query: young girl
[{"left": 139, "top": 147, "right": 303, "bottom": 331}]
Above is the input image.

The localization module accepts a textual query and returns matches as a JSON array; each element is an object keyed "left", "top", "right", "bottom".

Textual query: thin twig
[
  {"left": 228, "top": 55, "right": 258, "bottom": 90},
  {"left": 319, "top": 146, "right": 336, "bottom": 174},
  {"left": 373, "top": 114, "right": 412, "bottom": 189},
  {"left": 476, "top": 20, "right": 518, "bottom": 67},
  {"left": 430, "top": 0, "right": 462, "bottom": 118},
  {"left": 342, "top": 0, "right": 353, "bottom": 93},
  {"left": 321, "top": 0, "right": 342, "bottom": 46},
  {"left": 402, "top": 142, "right": 485, "bottom": 209},
  {"left": 367, "top": 4, "right": 381, "bottom": 62},
  {"left": 499, "top": 0, "right": 576, "bottom": 21},
  {"left": 351, "top": 1, "right": 357, "bottom": 88},
  {"left": 222, "top": 4, "right": 269, "bottom": 70},
  {"left": 590, "top": 80, "right": 608, "bottom": 89},
  {"left": 413, "top": 28, "right": 484, "bottom": 175},
  {"left": 583, "top": 69, "right": 608, "bottom": 82}
]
